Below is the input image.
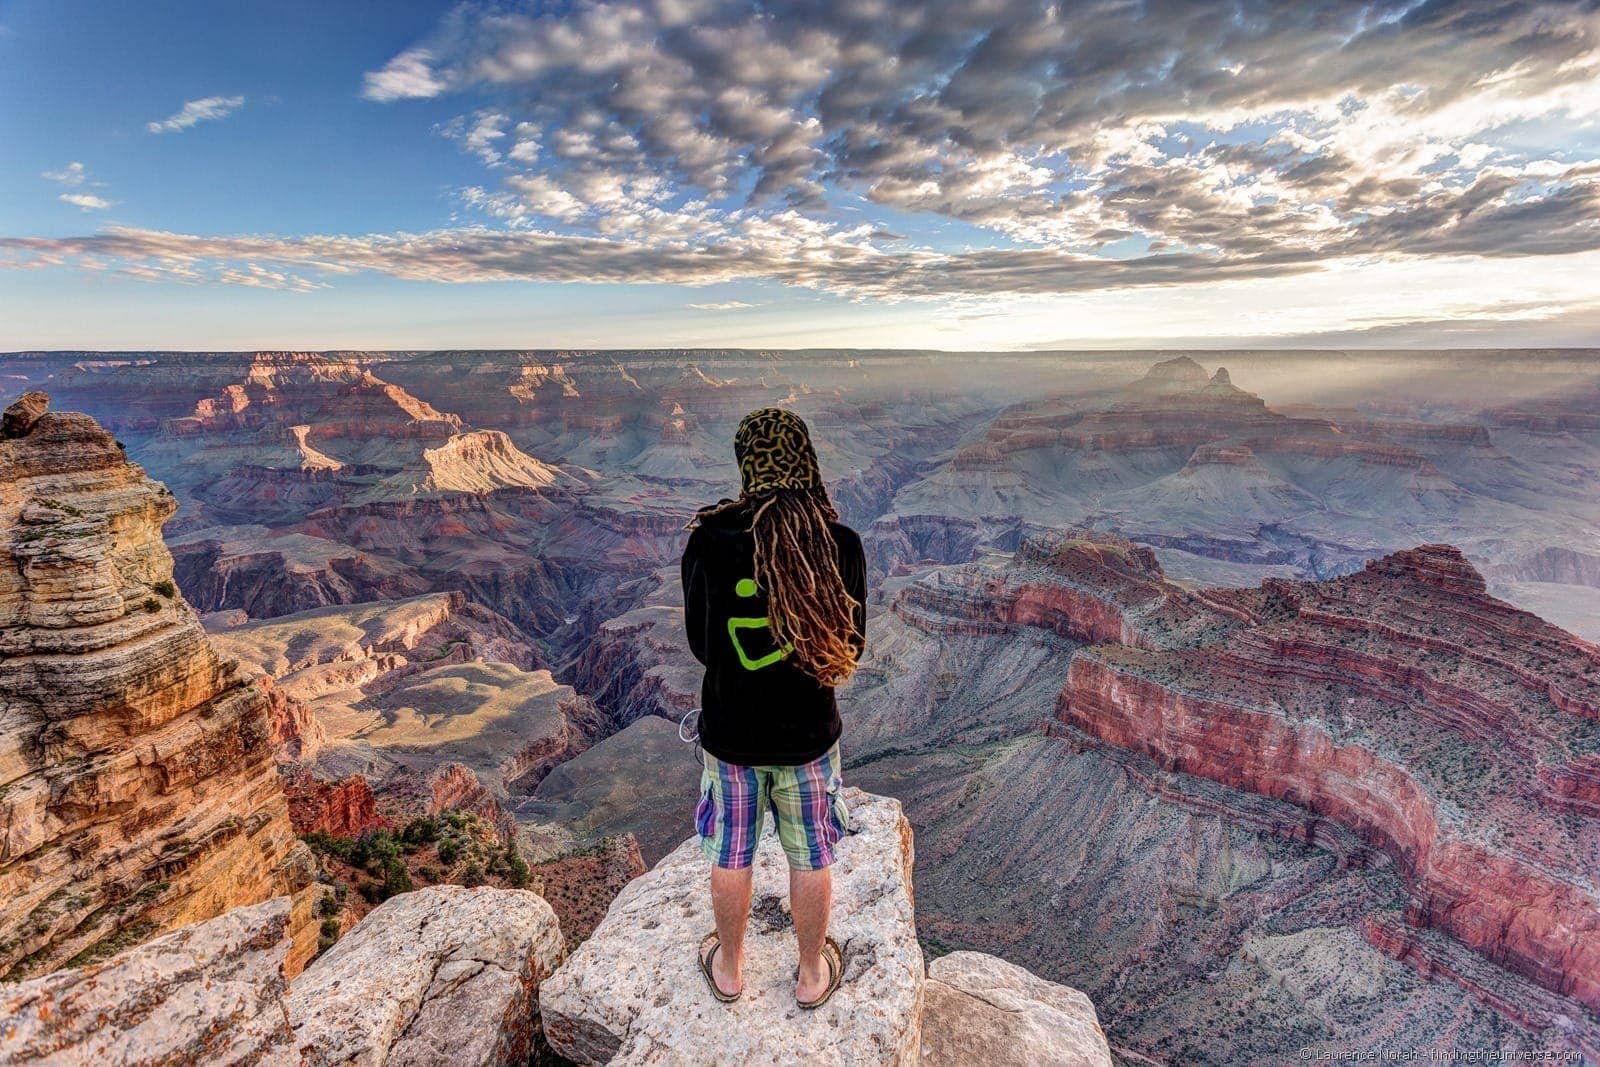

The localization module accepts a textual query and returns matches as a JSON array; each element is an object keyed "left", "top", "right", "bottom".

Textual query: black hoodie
[{"left": 680, "top": 500, "right": 867, "bottom": 766}]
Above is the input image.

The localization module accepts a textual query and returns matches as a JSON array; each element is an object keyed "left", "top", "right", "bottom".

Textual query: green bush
[
  {"left": 351, "top": 830, "right": 400, "bottom": 871},
  {"left": 152, "top": 580, "right": 176, "bottom": 598},
  {"left": 461, "top": 861, "right": 485, "bottom": 888},
  {"left": 301, "top": 831, "right": 354, "bottom": 860},
  {"left": 400, "top": 817, "right": 440, "bottom": 847},
  {"left": 437, "top": 838, "right": 461, "bottom": 865},
  {"left": 141, "top": 598, "right": 160, "bottom": 614},
  {"left": 506, "top": 848, "right": 531, "bottom": 889},
  {"left": 380, "top": 857, "right": 413, "bottom": 900}
]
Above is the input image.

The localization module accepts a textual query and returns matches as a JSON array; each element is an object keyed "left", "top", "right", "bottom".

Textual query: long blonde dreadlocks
[{"left": 689, "top": 407, "right": 863, "bottom": 687}]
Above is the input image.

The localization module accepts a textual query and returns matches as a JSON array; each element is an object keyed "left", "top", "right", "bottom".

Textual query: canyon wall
[
  {"left": 1054, "top": 542, "right": 1600, "bottom": 1015},
  {"left": 0, "top": 395, "right": 319, "bottom": 978}
]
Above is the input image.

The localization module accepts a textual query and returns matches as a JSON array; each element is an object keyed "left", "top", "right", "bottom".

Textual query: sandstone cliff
[{"left": 0, "top": 394, "right": 318, "bottom": 979}]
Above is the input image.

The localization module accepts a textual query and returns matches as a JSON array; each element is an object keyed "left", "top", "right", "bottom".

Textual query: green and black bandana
[{"left": 734, "top": 407, "right": 821, "bottom": 495}]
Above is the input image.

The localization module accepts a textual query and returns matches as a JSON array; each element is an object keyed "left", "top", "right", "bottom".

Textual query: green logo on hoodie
[{"left": 727, "top": 577, "right": 792, "bottom": 670}]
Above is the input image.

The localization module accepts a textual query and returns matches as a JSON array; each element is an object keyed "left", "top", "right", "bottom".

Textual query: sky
[{"left": 2, "top": 0, "right": 1599, "bottom": 351}]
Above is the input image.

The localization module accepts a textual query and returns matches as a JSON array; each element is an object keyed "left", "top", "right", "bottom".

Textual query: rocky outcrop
[
  {"left": 891, "top": 530, "right": 1245, "bottom": 650},
  {"left": 1, "top": 886, "right": 568, "bottom": 1067},
  {"left": 260, "top": 673, "right": 326, "bottom": 761},
  {"left": 920, "top": 951, "right": 1113, "bottom": 1066},
  {"left": 287, "top": 885, "right": 565, "bottom": 1067},
  {"left": 282, "top": 768, "right": 387, "bottom": 838},
  {"left": 536, "top": 789, "right": 1116, "bottom": 1065},
  {"left": 1056, "top": 543, "right": 1600, "bottom": 1014},
  {"left": 1, "top": 392, "right": 49, "bottom": 440},
  {"left": 540, "top": 790, "right": 926, "bottom": 1064},
  {"left": 0, "top": 896, "right": 297, "bottom": 1066},
  {"left": 0, "top": 397, "right": 318, "bottom": 980}
]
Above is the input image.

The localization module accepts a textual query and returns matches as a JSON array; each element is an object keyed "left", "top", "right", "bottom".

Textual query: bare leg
[
  {"left": 790, "top": 866, "right": 834, "bottom": 1001},
  {"left": 707, "top": 864, "right": 753, "bottom": 996}
]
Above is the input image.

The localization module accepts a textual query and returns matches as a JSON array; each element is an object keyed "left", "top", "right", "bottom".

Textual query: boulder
[
  {"left": 0, "top": 897, "right": 295, "bottom": 1065},
  {"left": 287, "top": 885, "right": 564, "bottom": 1067},
  {"left": 919, "top": 951, "right": 1112, "bottom": 1066},
  {"left": 539, "top": 788, "right": 925, "bottom": 1065},
  {"left": 0, "top": 391, "right": 48, "bottom": 439}
]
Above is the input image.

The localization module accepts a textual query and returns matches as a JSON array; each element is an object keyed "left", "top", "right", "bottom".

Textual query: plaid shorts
[{"left": 695, "top": 744, "right": 849, "bottom": 871}]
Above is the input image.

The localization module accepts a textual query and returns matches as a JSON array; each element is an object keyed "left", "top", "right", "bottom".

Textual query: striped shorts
[{"left": 695, "top": 745, "right": 849, "bottom": 871}]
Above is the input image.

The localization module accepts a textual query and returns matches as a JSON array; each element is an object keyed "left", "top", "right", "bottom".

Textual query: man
[{"left": 680, "top": 407, "right": 868, "bottom": 1008}]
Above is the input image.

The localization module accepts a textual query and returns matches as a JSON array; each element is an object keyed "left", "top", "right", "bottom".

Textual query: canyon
[{"left": 3, "top": 347, "right": 1599, "bottom": 1063}]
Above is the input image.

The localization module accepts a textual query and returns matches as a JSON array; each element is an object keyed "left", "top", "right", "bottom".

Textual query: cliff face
[
  {"left": 1056, "top": 543, "right": 1600, "bottom": 1016},
  {"left": 0, "top": 395, "right": 318, "bottom": 979}
]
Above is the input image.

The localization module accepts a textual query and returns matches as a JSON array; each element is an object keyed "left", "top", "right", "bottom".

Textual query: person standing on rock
[{"left": 681, "top": 406, "right": 867, "bottom": 1009}]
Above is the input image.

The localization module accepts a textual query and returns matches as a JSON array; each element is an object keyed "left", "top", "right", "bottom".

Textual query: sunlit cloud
[
  {"left": 9, "top": 0, "right": 1600, "bottom": 346},
  {"left": 58, "top": 193, "right": 114, "bottom": 212}
]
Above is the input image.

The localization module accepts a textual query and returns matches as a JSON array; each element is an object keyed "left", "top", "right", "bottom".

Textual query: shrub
[
  {"left": 380, "top": 857, "right": 413, "bottom": 900},
  {"left": 400, "top": 817, "right": 440, "bottom": 847},
  {"left": 506, "top": 848, "right": 531, "bottom": 889},
  {"left": 301, "top": 831, "right": 354, "bottom": 860},
  {"left": 152, "top": 580, "right": 176, "bottom": 598},
  {"left": 437, "top": 838, "right": 461, "bottom": 865},
  {"left": 461, "top": 861, "right": 485, "bottom": 888},
  {"left": 351, "top": 830, "right": 400, "bottom": 871},
  {"left": 141, "top": 598, "right": 160, "bottom": 614}
]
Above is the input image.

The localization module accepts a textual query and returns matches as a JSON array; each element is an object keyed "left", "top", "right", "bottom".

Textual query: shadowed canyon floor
[{"left": 4, "top": 349, "right": 1600, "bottom": 1063}]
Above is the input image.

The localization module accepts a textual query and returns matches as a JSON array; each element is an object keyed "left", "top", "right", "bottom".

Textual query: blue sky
[{"left": 3, "top": 0, "right": 1600, "bottom": 350}]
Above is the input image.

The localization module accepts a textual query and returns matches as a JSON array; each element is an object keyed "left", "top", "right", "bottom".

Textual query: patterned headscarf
[{"left": 734, "top": 407, "right": 821, "bottom": 495}]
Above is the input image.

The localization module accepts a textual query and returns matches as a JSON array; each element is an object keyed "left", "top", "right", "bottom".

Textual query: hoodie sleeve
[
  {"left": 842, "top": 530, "right": 868, "bottom": 662},
  {"left": 681, "top": 526, "right": 709, "bottom": 666}
]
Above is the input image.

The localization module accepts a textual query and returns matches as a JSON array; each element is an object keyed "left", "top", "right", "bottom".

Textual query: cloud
[
  {"left": 58, "top": 193, "right": 114, "bottom": 212},
  {"left": 147, "top": 95, "right": 246, "bottom": 134},
  {"left": 10, "top": 0, "right": 1600, "bottom": 328},
  {"left": 363, "top": 48, "right": 448, "bottom": 101},
  {"left": 359, "top": 0, "right": 1600, "bottom": 277},
  {"left": 44, "top": 163, "right": 114, "bottom": 210},
  {"left": 687, "top": 300, "right": 756, "bottom": 310},
  {"left": 42, "top": 162, "right": 88, "bottom": 186}
]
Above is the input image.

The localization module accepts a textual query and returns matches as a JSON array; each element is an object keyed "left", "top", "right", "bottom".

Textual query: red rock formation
[
  {"left": 260, "top": 675, "right": 326, "bottom": 762},
  {"left": 282, "top": 770, "right": 387, "bottom": 838},
  {"left": 1055, "top": 544, "right": 1600, "bottom": 1013}
]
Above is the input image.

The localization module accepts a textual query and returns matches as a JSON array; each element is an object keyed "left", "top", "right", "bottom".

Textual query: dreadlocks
[{"left": 689, "top": 408, "right": 863, "bottom": 687}]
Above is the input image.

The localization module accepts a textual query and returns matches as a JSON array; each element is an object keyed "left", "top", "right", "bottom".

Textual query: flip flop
[
  {"left": 699, "top": 931, "right": 741, "bottom": 1003},
  {"left": 796, "top": 936, "right": 844, "bottom": 1010}
]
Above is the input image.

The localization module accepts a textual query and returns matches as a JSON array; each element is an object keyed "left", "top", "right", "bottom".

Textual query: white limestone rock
[
  {"left": 0, "top": 897, "right": 296, "bottom": 1066},
  {"left": 540, "top": 788, "right": 925, "bottom": 1065},
  {"left": 919, "top": 951, "right": 1113, "bottom": 1066},
  {"left": 287, "top": 885, "right": 564, "bottom": 1067}
]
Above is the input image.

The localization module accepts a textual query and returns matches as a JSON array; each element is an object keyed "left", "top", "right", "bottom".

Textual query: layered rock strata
[
  {"left": 0, "top": 396, "right": 318, "bottom": 979},
  {"left": 1051, "top": 539, "right": 1600, "bottom": 1014}
]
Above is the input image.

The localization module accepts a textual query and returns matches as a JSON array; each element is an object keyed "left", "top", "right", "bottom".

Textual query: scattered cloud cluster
[
  {"left": 15, "top": 0, "right": 1600, "bottom": 317},
  {"left": 147, "top": 94, "right": 246, "bottom": 134},
  {"left": 42, "top": 161, "right": 115, "bottom": 211}
]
